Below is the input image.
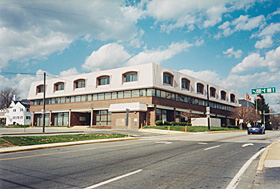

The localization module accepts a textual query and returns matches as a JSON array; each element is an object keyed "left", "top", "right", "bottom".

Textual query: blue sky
[{"left": 0, "top": 0, "right": 279, "bottom": 111}]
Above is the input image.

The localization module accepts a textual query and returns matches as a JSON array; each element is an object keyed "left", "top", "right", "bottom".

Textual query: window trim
[
  {"left": 181, "top": 78, "right": 190, "bottom": 91},
  {"left": 196, "top": 83, "right": 204, "bottom": 95},
  {"left": 97, "top": 75, "right": 110, "bottom": 86},
  {"left": 221, "top": 90, "right": 227, "bottom": 101},
  {"left": 123, "top": 71, "right": 138, "bottom": 83},
  {"left": 74, "top": 79, "right": 86, "bottom": 89},
  {"left": 163, "top": 72, "right": 174, "bottom": 86},
  {"left": 54, "top": 82, "right": 65, "bottom": 92}
]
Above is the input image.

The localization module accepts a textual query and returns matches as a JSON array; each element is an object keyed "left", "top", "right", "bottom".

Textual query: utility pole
[
  {"left": 43, "top": 72, "right": 46, "bottom": 133},
  {"left": 206, "top": 84, "right": 210, "bottom": 130}
]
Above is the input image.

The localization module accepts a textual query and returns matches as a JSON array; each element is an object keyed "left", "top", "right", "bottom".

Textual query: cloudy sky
[{"left": 0, "top": 0, "right": 279, "bottom": 111}]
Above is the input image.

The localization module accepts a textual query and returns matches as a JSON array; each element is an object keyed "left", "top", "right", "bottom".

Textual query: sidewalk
[{"left": 258, "top": 140, "right": 280, "bottom": 170}]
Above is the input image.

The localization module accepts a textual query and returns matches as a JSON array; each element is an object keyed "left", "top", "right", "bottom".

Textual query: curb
[
  {"left": 0, "top": 137, "right": 138, "bottom": 153},
  {"left": 257, "top": 140, "right": 280, "bottom": 171},
  {"left": 1, "top": 131, "right": 84, "bottom": 135},
  {"left": 138, "top": 129, "right": 188, "bottom": 135}
]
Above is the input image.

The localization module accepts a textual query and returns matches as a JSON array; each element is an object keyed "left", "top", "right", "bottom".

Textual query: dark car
[{"left": 248, "top": 125, "right": 265, "bottom": 134}]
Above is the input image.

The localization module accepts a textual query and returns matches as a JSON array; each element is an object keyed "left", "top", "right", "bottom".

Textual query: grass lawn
[
  {"left": 143, "top": 126, "right": 242, "bottom": 132},
  {"left": 1, "top": 133, "right": 126, "bottom": 146}
]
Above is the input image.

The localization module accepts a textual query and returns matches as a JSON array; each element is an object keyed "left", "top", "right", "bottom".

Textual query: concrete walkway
[{"left": 258, "top": 140, "right": 280, "bottom": 170}]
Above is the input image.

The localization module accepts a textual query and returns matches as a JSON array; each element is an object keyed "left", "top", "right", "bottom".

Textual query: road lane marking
[
  {"left": 198, "top": 142, "right": 208, "bottom": 145},
  {"left": 226, "top": 148, "right": 265, "bottom": 189},
  {"left": 84, "top": 169, "right": 142, "bottom": 189},
  {"left": 242, "top": 143, "right": 254, "bottom": 147},
  {"left": 155, "top": 141, "right": 172, "bottom": 144},
  {"left": 204, "top": 145, "right": 220, "bottom": 151},
  {"left": 0, "top": 141, "right": 149, "bottom": 161}
]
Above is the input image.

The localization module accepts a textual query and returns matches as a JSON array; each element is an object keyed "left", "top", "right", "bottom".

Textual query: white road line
[
  {"left": 156, "top": 141, "right": 172, "bottom": 144},
  {"left": 242, "top": 143, "right": 254, "bottom": 147},
  {"left": 198, "top": 142, "right": 208, "bottom": 145},
  {"left": 84, "top": 169, "right": 142, "bottom": 189},
  {"left": 226, "top": 148, "right": 265, "bottom": 189},
  {"left": 204, "top": 145, "right": 220, "bottom": 151}
]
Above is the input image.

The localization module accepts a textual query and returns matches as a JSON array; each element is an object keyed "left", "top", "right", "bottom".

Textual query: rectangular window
[
  {"left": 81, "top": 95, "right": 87, "bottom": 101},
  {"left": 118, "top": 91, "right": 124, "bottom": 98},
  {"left": 124, "top": 91, "right": 132, "bottom": 98},
  {"left": 76, "top": 96, "right": 81, "bottom": 102},
  {"left": 95, "top": 110, "right": 111, "bottom": 125},
  {"left": 60, "top": 97, "right": 66, "bottom": 103},
  {"left": 140, "top": 89, "right": 146, "bottom": 96},
  {"left": 98, "top": 77, "right": 110, "bottom": 85},
  {"left": 93, "top": 94, "right": 97, "bottom": 100},
  {"left": 65, "top": 97, "right": 70, "bottom": 103},
  {"left": 156, "top": 89, "right": 161, "bottom": 97},
  {"left": 55, "top": 83, "right": 64, "bottom": 91},
  {"left": 13, "top": 109, "right": 16, "bottom": 112},
  {"left": 161, "top": 90, "right": 166, "bottom": 98},
  {"left": 124, "top": 73, "right": 138, "bottom": 82},
  {"left": 163, "top": 75, "right": 172, "bottom": 85},
  {"left": 112, "top": 92, "right": 117, "bottom": 99},
  {"left": 97, "top": 93, "right": 105, "bottom": 100},
  {"left": 75, "top": 80, "right": 85, "bottom": 89},
  {"left": 105, "top": 93, "right": 111, "bottom": 100},
  {"left": 147, "top": 89, "right": 155, "bottom": 96},
  {"left": 70, "top": 96, "right": 75, "bottom": 103},
  {"left": 87, "top": 94, "right": 92, "bottom": 101},
  {"left": 132, "top": 90, "right": 139, "bottom": 97}
]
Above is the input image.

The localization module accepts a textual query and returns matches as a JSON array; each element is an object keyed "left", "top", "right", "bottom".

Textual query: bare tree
[
  {"left": 0, "top": 87, "right": 20, "bottom": 109},
  {"left": 231, "top": 106, "right": 260, "bottom": 127}
]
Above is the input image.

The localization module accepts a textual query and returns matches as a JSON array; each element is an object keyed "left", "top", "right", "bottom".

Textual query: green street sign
[{"left": 251, "top": 87, "right": 276, "bottom": 94}]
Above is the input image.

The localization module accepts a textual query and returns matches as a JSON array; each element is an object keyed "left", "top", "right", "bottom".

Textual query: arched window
[
  {"left": 230, "top": 94, "right": 235, "bottom": 103},
  {"left": 210, "top": 87, "right": 216, "bottom": 98},
  {"left": 54, "top": 82, "right": 64, "bottom": 92},
  {"left": 182, "top": 78, "right": 190, "bottom": 91},
  {"left": 221, "top": 90, "right": 227, "bottom": 101},
  {"left": 36, "top": 84, "right": 44, "bottom": 94},
  {"left": 197, "top": 83, "right": 204, "bottom": 94},
  {"left": 163, "top": 72, "right": 173, "bottom": 86},
  {"left": 97, "top": 75, "right": 110, "bottom": 86},
  {"left": 123, "top": 71, "right": 138, "bottom": 82},
  {"left": 74, "top": 79, "right": 85, "bottom": 89}
]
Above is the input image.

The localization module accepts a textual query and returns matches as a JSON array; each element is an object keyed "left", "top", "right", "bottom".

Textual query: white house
[
  {"left": 6, "top": 101, "right": 32, "bottom": 126},
  {"left": 0, "top": 109, "right": 6, "bottom": 124}
]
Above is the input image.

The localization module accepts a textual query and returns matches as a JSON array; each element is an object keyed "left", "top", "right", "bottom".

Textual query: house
[
  {"left": 27, "top": 63, "right": 239, "bottom": 128},
  {"left": 5, "top": 100, "right": 32, "bottom": 125},
  {"left": 0, "top": 109, "right": 6, "bottom": 124}
]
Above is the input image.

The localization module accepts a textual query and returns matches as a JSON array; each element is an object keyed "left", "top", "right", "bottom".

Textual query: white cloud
[
  {"left": 255, "top": 35, "right": 273, "bottom": 49},
  {"left": 82, "top": 43, "right": 131, "bottom": 72},
  {"left": 59, "top": 68, "right": 79, "bottom": 77},
  {"left": 126, "top": 41, "right": 193, "bottom": 66},
  {"left": 216, "top": 15, "right": 265, "bottom": 38},
  {"left": 0, "top": 0, "right": 143, "bottom": 69},
  {"left": 179, "top": 69, "right": 222, "bottom": 85},
  {"left": 231, "top": 53, "right": 265, "bottom": 73},
  {"left": 257, "top": 23, "right": 280, "bottom": 37},
  {"left": 231, "top": 46, "right": 280, "bottom": 73},
  {"left": 145, "top": 0, "right": 257, "bottom": 32},
  {"left": 223, "top": 47, "right": 243, "bottom": 58}
]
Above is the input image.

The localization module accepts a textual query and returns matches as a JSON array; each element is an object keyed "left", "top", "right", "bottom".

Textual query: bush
[
  {"left": 155, "top": 120, "right": 171, "bottom": 126},
  {"left": 226, "top": 125, "right": 239, "bottom": 129},
  {"left": 171, "top": 122, "right": 189, "bottom": 126}
]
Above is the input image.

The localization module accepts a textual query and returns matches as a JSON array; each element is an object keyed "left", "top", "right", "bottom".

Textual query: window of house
[
  {"left": 221, "top": 90, "right": 226, "bottom": 101},
  {"left": 197, "top": 83, "right": 204, "bottom": 94},
  {"left": 123, "top": 72, "right": 138, "bottom": 82},
  {"left": 210, "top": 87, "right": 216, "bottom": 98},
  {"left": 74, "top": 79, "right": 85, "bottom": 89},
  {"left": 20, "top": 108, "right": 23, "bottom": 112},
  {"left": 182, "top": 78, "right": 190, "bottom": 90},
  {"left": 97, "top": 76, "right": 110, "bottom": 86},
  {"left": 54, "top": 82, "right": 64, "bottom": 91},
  {"left": 163, "top": 72, "right": 173, "bottom": 86},
  {"left": 112, "top": 92, "right": 117, "bottom": 99},
  {"left": 37, "top": 85, "right": 44, "bottom": 93},
  {"left": 230, "top": 94, "right": 235, "bottom": 103}
]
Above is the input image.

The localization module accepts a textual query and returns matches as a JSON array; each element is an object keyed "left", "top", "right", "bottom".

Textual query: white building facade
[
  {"left": 28, "top": 63, "right": 239, "bottom": 128},
  {"left": 6, "top": 101, "right": 32, "bottom": 125}
]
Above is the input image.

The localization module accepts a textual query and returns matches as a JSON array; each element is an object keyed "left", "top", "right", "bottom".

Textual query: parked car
[{"left": 248, "top": 125, "right": 265, "bottom": 134}]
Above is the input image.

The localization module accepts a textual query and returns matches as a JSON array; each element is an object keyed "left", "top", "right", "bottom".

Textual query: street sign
[{"left": 251, "top": 87, "right": 276, "bottom": 94}]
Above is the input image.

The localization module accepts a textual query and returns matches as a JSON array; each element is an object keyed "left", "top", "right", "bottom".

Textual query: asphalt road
[{"left": 0, "top": 131, "right": 279, "bottom": 189}]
